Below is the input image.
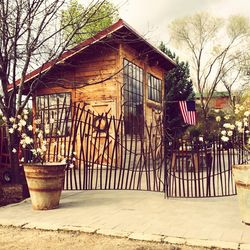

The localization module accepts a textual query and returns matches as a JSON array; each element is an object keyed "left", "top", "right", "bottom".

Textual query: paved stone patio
[{"left": 0, "top": 190, "right": 250, "bottom": 249}]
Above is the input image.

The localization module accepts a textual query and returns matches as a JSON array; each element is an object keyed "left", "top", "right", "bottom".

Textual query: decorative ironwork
[{"left": 0, "top": 103, "right": 249, "bottom": 198}]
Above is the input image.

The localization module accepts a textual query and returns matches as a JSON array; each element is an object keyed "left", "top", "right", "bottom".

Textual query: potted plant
[
  {"left": 5, "top": 111, "right": 75, "bottom": 210},
  {"left": 216, "top": 105, "right": 250, "bottom": 225}
]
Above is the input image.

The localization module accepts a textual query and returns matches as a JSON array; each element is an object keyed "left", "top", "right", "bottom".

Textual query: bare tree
[
  {"left": 221, "top": 47, "right": 250, "bottom": 109},
  {"left": 0, "top": 0, "right": 116, "bottom": 182},
  {"left": 169, "top": 13, "right": 250, "bottom": 123}
]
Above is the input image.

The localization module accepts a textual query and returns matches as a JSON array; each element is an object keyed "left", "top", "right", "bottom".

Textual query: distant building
[{"left": 196, "top": 91, "right": 230, "bottom": 110}]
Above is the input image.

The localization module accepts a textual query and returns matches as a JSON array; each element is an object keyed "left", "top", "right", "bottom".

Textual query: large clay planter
[
  {"left": 232, "top": 164, "right": 250, "bottom": 225},
  {"left": 23, "top": 163, "right": 66, "bottom": 210}
]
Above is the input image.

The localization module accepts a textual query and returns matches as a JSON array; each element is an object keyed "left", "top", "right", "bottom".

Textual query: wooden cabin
[{"left": 21, "top": 19, "right": 176, "bottom": 166}]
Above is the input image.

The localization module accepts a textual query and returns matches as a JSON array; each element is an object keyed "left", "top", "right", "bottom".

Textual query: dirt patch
[{"left": 0, "top": 226, "right": 214, "bottom": 250}]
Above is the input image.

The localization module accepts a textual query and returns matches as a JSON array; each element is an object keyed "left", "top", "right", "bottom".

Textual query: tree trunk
[{"left": 6, "top": 128, "right": 21, "bottom": 183}]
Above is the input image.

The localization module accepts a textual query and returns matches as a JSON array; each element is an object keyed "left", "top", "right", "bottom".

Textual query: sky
[
  {"left": 108, "top": 0, "right": 250, "bottom": 90},
  {"left": 110, "top": 0, "right": 250, "bottom": 47}
]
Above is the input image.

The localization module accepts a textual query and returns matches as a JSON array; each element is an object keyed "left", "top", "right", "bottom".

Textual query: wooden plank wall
[
  {"left": 34, "top": 44, "right": 120, "bottom": 117},
  {"left": 33, "top": 41, "right": 166, "bottom": 125}
]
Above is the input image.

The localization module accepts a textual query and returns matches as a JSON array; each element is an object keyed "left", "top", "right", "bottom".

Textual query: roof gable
[{"left": 15, "top": 19, "right": 176, "bottom": 86}]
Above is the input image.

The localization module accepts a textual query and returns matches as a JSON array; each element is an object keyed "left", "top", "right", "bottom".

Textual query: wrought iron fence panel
[{"left": 1, "top": 102, "right": 249, "bottom": 198}]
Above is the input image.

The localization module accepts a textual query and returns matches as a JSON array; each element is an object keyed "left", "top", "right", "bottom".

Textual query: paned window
[
  {"left": 36, "top": 93, "right": 71, "bottom": 136},
  {"left": 123, "top": 59, "right": 144, "bottom": 135},
  {"left": 148, "top": 74, "right": 162, "bottom": 103}
]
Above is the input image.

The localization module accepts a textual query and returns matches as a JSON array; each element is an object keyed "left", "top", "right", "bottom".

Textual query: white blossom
[
  {"left": 9, "top": 117, "right": 15, "bottom": 123},
  {"left": 38, "top": 132, "right": 43, "bottom": 138},
  {"left": 24, "top": 136, "right": 33, "bottom": 145},
  {"left": 19, "top": 119, "right": 26, "bottom": 126},
  {"left": 244, "top": 111, "right": 250, "bottom": 117},
  {"left": 12, "top": 148, "right": 17, "bottom": 153},
  {"left": 221, "top": 136, "right": 229, "bottom": 142},
  {"left": 28, "top": 125, "right": 33, "bottom": 131},
  {"left": 221, "top": 130, "right": 227, "bottom": 136},
  {"left": 36, "top": 148, "right": 42, "bottom": 154},
  {"left": 13, "top": 124, "right": 18, "bottom": 129},
  {"left": 238, "top": 128, "right": 244, "bottom": 133},
  {"left": 225, "top": 115, "right": 230, "bottom": 120},
  {"left": 235, "top": 121, "right": 243, "bottom": 128},
  {"left": 229, "top": 124, "right": 235, "bottom": 130},
  {"left": 227, "top": 131, "right": 233, "bottom": 136},
  {"left": 69, "top": 163, "right": 74, "bottom": 169},
  {"left": 9, "top": 128, "right": 14, "bottom": 134},
  {"left": 223, "top": 123, "right": 231, "bottom": 129},
  {"left": 2, "top": 116, "right": 6, "bottom": 121},
  {"left": 235, "top": 109, "right": 239, "bottom": 114},
  {"left": 50, "top": 118, "right": 55, "bottom": 123},
  {"left": 20, "top": 139, "right": 25, "bottom": 145},
  {"left": 23, "top": 109, "right": 29, "bottom": 115},
  {"left": 216, "top": 116, "right": 221, "bottom": 122},
  {"left": 23, "top": 115, "right": 28, "bottom": 120}
]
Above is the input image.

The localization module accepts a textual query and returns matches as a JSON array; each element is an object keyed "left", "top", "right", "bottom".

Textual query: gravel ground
[{"left": 0, "top": 226, "right": 211, "bottom": 250}]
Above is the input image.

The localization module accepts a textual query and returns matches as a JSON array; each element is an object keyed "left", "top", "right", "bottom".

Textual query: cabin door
[{"left": 85, "top": 100, "right": 116, "bottom": 166}]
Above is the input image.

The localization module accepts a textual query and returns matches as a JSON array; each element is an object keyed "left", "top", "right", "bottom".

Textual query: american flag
[{"left": 178, "top": 100, "right": 196, "bottom": 125}]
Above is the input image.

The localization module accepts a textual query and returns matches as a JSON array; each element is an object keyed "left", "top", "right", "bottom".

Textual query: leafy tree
[
  {"left": 160, "top": 43, "right": 195, "bottom": 138},
  {"left": 0, "top": 0, "right": 115, "bottom": 183},
  {"left": 169, "top": 13, "right": 250, "bottom": 124},
  {"left": 61, "top": 0, "right": 119, "bottom": 46}
]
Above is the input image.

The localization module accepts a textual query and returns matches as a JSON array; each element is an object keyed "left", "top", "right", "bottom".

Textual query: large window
[
  {"left": 123, "top": 59, "right": 144, "bottom": 135},
  {"left": 36, "top": 93, "right": 71, "bottom": 136},
  {"left": 147, "top": 74, "right": 162, "bottom": 103}
]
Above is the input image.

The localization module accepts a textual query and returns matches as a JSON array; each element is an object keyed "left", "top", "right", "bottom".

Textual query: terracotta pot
[
  {"left": 232, "top": 164, "right": 250, "bottom": 225},
  {"left": 23, "top": 163, "right": 66, "bottom": 210}
]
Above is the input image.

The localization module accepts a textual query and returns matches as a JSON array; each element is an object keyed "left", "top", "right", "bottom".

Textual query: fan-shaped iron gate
[{"left": 32, "top": 103, "right": 249, "bottom": 197}]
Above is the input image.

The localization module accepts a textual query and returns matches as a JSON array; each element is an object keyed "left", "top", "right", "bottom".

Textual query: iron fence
[{"left": 0, "top": 103, "right": 249, "bottom": 198}]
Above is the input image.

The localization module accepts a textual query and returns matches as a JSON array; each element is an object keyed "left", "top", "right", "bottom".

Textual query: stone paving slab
[
  {"left": 0, "top": 190, "right": 250, "bottom": 249},
  {"left": 240, "top": 244, "right": 250, "bottom": 250}
]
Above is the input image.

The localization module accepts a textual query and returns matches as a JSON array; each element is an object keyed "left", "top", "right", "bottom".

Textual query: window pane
[
  {"left": 147, "top": 74, "right": 162, "bottom": 103},
  {"left": 36, "top": 93, "right": 71, "bottom": 136},
  {"left": 123, "top": 59, "right": 144, "bottom": 135}
]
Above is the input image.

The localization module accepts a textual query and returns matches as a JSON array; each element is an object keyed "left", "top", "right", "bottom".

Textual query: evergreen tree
[{"left": 159, "top": 42, "right": 195, "bottom": 138}]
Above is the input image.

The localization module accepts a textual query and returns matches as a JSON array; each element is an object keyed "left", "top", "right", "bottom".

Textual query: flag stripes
[{"left": 179, "top": 101, "right": 196, "bottom": 125}]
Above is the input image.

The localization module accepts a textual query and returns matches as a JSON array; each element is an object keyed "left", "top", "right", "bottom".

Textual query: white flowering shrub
[
  {"left": 216, "top": 104, "right": 250, "bottom": 149},
  {"left": 2, "top": 110, "right": 75, "bottom": 166}
]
